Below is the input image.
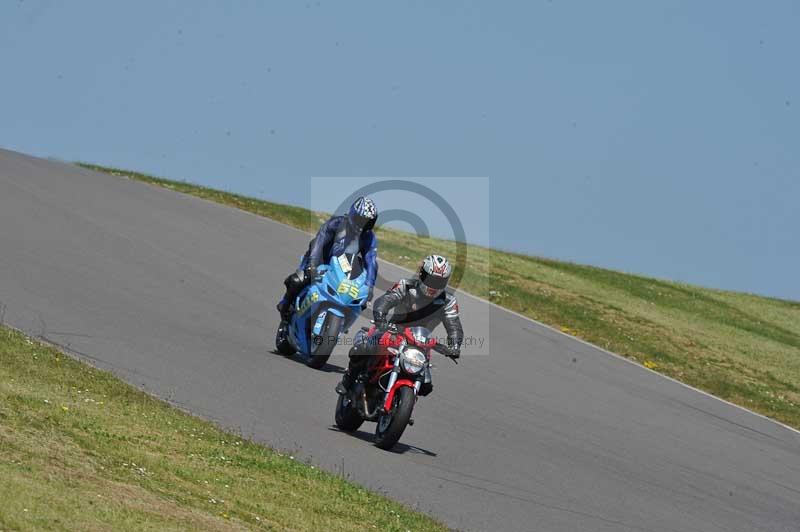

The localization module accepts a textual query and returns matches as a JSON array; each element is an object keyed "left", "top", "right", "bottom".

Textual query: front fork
[
  {"left": 382, "top": 358, "right": 400, "bottom": 411},
  {"left": 381, "top": 357, "right": 421, "bottom": 413}
]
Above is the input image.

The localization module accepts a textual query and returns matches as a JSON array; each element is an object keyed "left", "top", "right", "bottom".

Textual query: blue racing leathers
[{"left": 300, "top": 215, "right": 378, "bottom": 288}]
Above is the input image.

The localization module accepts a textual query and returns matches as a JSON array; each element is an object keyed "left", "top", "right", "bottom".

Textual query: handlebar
[
  {"left": 372, "top": 320, "right": 398, "bottom": 334},
  {"left": 372, "top": 320, "right": 459, "bottom": 363}
]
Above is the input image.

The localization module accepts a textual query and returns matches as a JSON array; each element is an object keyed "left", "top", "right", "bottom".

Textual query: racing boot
[
  {"left": 277, "top": 269, "right": 308, "bottom": 323},
  {"left": 336, "top": 343, "right": 367, "bottom": 394},
  {"left": 335, "top": 371, "right": 354, "bottom": 395},
  {"left": 276, "top": 297, "right": 292, "bottom": 323}
]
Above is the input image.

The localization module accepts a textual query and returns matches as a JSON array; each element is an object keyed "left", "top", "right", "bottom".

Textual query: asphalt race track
[{"left": 1, "top": 149, "right": 798, "bottom": 531}]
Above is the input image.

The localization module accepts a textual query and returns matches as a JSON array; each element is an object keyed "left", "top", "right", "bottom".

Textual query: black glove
[
  {"left": 367, "top": 286, "right": 375, "bottom": 302},
  {"left": 360, "top": 287, "right": 374, "bottom": 310},
  {"left": 447, "top": 339, "right": 461, "bottom": 359},
  {"left": 373, "top": 311, "right": 389, "bottom": 331},
  {"left": 303, "top": 264, "right": 318, "bottom": 282}
]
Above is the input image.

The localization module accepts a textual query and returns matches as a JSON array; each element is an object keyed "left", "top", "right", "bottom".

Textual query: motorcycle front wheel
[
  {"left": 307, "top": 312, "right": 343, "bottom": 369},
  {"left": 374, "top": 386, "right": 415, "bottom": 450}
]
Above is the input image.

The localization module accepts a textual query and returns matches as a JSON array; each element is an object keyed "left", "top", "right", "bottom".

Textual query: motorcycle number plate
[{"left": 337, "top": 254, "right": 352, "bottom": 273}]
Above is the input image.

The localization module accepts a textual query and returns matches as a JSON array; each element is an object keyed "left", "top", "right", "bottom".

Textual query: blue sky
[{"left": 1, "top": 1, "right": 798, "bottom": 300}]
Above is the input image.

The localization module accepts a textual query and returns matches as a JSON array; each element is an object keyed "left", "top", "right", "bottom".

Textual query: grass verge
[
  {"left": 0, "top": 325, "right": 446, "bottom": 531},
  {"left": 76, "top": 163, "right": 800, "bottom": 430}
]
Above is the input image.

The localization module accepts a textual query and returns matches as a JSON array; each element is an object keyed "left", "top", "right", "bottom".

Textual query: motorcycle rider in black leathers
[
  {"left": 276, "top": 197, "right": 379, "bottom": 333},
  {"left": 336, "top": 254, "right": 463, "bottom": 396}
]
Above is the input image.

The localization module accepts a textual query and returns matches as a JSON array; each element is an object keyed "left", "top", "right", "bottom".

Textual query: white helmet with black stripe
[{"left": 418, "top": 254, "right": 452, "bottom": 298}]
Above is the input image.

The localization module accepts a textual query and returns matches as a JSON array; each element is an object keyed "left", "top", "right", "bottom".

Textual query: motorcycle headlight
[{"left": 400, "top": 347, "right": 427, "bottom": 375}]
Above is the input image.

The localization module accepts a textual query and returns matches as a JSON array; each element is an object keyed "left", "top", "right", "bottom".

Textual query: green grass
[
  {"left": 77, "top": 163, "right": 800, "bottom": 430},
  {"left": 0, "top": 325, "right": 446, "bottom": 531}
]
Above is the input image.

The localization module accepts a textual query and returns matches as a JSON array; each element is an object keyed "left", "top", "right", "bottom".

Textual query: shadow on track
[
  {"left": 270, "top": 349, "right": 346, "bottom": 374},
  {"left": 328, "top": 426, "right": 438, "bottom": 456}
]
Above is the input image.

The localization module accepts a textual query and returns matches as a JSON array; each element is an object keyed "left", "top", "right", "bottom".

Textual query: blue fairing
[{"left": 286, "top": 252, "right": 369, "bottom": 359}]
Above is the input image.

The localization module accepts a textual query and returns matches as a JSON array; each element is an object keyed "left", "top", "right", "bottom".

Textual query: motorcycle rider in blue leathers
[{"left": 277, "top": 197, "right": 379, "bottom": 331}]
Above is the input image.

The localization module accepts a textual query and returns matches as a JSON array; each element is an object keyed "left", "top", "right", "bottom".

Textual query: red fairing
[
  {"left": 367, "top": 330, "right": 402, "bottom": 379},
  {"left": 368, "top": 326, "right": 405, "bottom": 348},
  {"left": 384, "top": 330, "right": 405, "bottom": 348}
]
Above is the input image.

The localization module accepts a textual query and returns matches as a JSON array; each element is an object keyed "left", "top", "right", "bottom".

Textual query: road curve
[{"left": 1, "top": 149, "right": 798, "bottom": 532}]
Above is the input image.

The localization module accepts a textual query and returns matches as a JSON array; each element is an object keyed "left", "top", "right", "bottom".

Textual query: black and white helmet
[
  {"left": 418, "top": 254, "right": 452, "bottom": 298},
  {"left": 347, "top": 196, "right": 378, "bottom": 232}
]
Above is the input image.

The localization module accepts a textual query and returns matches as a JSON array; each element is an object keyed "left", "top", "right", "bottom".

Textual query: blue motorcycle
[{"left": 275, "top": 251, "right": 370, "bottom": 369}]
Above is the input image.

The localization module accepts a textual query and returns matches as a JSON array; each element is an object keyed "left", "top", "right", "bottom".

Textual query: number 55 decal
[{"left": 337, "top": 280, "right": 360, "bottom": 298}]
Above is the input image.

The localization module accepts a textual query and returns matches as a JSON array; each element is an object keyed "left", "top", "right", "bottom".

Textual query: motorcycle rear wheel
[
  {"left": 335, "top": 393, "right": 364, "bottom": 432},
  {"left": 374, "top": 386, "right": 415, "bottom": 450}
]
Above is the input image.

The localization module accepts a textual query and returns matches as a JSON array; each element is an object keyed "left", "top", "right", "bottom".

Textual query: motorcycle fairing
[{"left": 287, "top": 251, "right": 369, "bottom": 359}]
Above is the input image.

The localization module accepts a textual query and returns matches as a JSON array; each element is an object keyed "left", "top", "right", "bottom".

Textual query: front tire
[
  {"left": 307, "top": 312, "right": 343, "bottom": 369},
  {"left": 335, "top": 393, "right": 364, "bottom": 432},
  {"left": 374, "top": 386, "right": 415, "bottom": 450}
]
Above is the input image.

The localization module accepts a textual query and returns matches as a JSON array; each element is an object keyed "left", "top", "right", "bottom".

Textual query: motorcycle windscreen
[
  {"left": 335, "top": 252, "right": 364, "bottom": 281},
  {"left": 348, "top": 253, "right": 364, "bottom": 280}
]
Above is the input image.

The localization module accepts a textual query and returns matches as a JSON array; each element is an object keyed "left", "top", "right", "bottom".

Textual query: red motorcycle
[{"left": 335, "top": 323, "right": 458, "bottom": 450}]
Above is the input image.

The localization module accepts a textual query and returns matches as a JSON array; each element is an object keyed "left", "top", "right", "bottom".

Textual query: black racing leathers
[
  {"left": 302, "top": 215, "right": 378, "bottom": 287},
  {"left": 339, "top": 278, "right": 463, "bottom": 396},
  {"left": 373, "top": 278, "right": 464, "bottom": 354}
]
